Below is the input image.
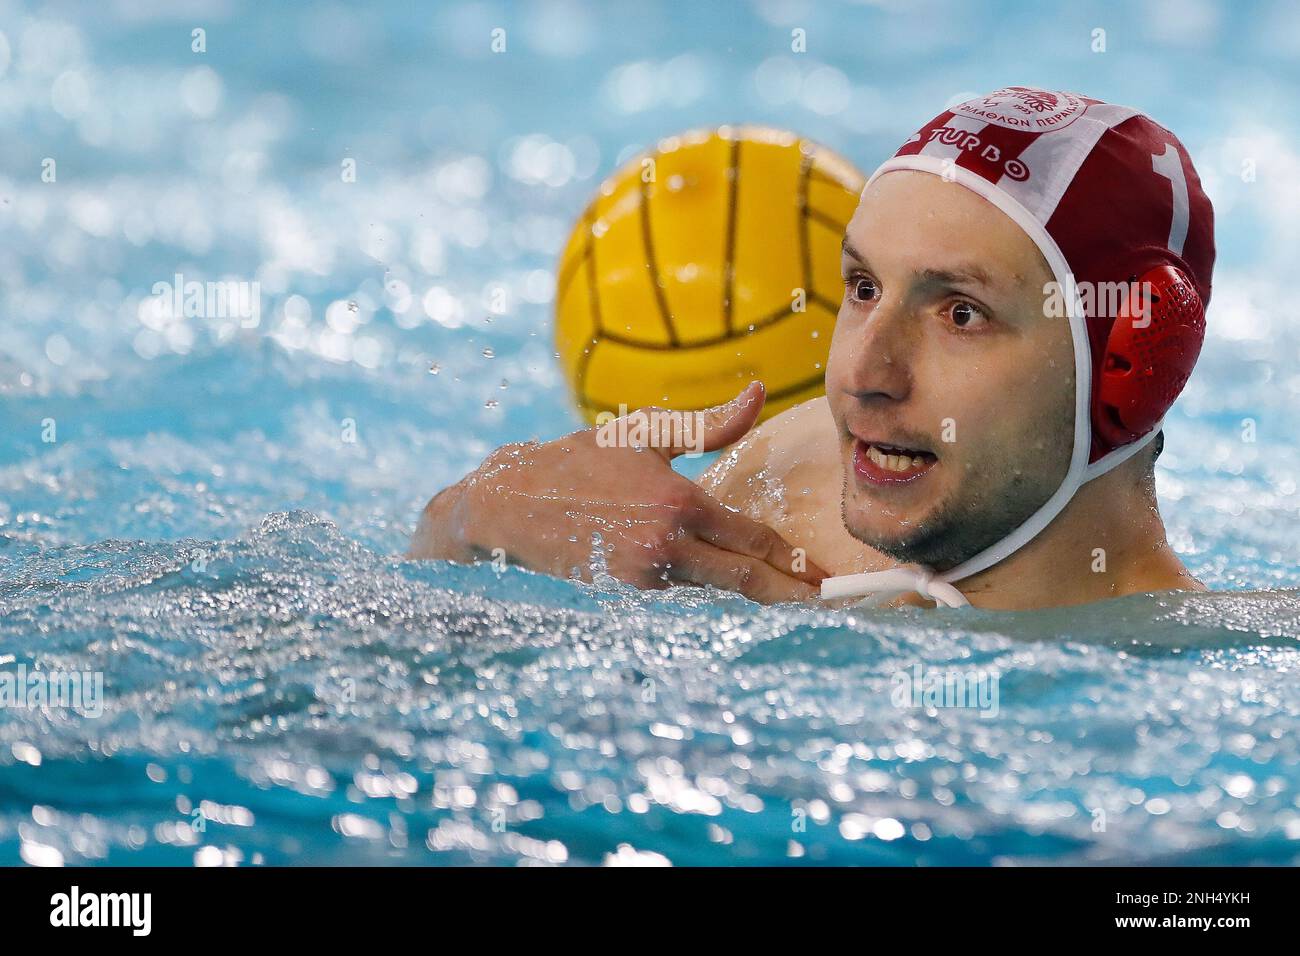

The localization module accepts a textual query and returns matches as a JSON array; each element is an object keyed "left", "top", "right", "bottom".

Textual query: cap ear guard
[{"left": 1091, "top": 264, "right": 1205, "bottom": 448}]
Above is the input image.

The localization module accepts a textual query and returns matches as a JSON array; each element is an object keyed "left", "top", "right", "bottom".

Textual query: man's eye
[
  {"left": 949, "top": 301, "right": 987, "bottom": 329},
  {"left": 846, "top": 276, "right": 878, "bottom": 303}
]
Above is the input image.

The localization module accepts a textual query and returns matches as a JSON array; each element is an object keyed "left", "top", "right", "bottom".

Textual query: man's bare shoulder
[
  {"left": 699, "top": 396, "right": 838, "bottom": 514},
  {"left": 695, "top": 395, "right": 880, "bottom": 574}
]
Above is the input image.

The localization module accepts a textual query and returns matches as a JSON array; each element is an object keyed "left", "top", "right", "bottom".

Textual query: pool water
[{"left": 1, "top": 1, "right": 1298, "bottom": 866}]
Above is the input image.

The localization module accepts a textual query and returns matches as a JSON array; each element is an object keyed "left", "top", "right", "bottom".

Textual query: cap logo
[{"left": 954, "top": 87, "right": 1086, "bottom": 132}]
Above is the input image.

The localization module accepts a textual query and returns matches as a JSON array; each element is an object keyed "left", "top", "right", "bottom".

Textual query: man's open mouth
[{"left": 853, "top": 439, "right": 938, "bottom": 485}]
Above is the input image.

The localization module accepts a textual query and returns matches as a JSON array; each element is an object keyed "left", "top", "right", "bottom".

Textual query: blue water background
[{"left": 0, "top": 0, "right": 1297, "bottom": 865}]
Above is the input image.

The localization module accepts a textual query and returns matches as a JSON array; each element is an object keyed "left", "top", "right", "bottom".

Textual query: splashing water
[
  {"left": 2, "top": 503, "right": 1299, "bottom": 865},
  {"left": 1, "top": 1, "right": 1299, "bottom": 866}
]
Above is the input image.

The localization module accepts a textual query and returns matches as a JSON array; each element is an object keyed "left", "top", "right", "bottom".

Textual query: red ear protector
[{"left": 1091, "top": 263, "right": 1205, "bottom": 449}]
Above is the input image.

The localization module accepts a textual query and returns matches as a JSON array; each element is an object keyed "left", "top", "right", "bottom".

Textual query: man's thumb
[
  {"left": 696, "top": 381, "right": 766, "bottom": 453},
  {"left": 638, "top": 382, "right": 766, "bottom": 459}
]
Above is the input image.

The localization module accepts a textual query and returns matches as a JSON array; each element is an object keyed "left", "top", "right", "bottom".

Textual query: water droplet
[
  {"left": 499, "top": 379, "right": 509, "bottom": 390},
  {"left": 347, "top": 300, "right": 358, "bottom": 312},
  {"left": 484, "top": 399, "right": 499, "bottom": 409},
  {"left": 428, "top": 363, "right": 441, "bottom": 375},
  {"left": 482, "top": 347, "right": 495, "bottom": 359}
]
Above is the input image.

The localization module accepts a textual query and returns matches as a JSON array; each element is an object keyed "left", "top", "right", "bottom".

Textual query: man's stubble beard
[
  {"left": 841, "top": 470, "right": 1053, "bottom": 570},
  {"left": 838, "top": 408, "right": 1075, "bottom": 572}
]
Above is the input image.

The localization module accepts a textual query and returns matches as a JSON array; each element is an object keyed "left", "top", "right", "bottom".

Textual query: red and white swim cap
[{"left": 822, "top": 87, "right": 1216, "bottom": 607}]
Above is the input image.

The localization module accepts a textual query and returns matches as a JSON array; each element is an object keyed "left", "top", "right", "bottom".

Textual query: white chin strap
[
  {"left": 820, "top": 157, "right": 1162, "bottom": 610},
  {"left": 821, "top": 565, "right": 971, "bottom": 608}
]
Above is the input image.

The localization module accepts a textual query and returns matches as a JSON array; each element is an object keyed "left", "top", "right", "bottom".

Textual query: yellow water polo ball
[{"left": 554, "top": 125, "right": 866, "bottom": 425}]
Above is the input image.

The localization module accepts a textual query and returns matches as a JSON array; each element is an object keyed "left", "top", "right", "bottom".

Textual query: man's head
[
  {"left": 824, "top": 87, "right": 1215, "bottom": 580},
  {"left": 827, "top": 170, "right": 1074, "bottom": 569}
]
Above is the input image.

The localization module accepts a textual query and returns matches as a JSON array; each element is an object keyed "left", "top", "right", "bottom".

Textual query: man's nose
[{"left": 842, "top": 296, "right": 915, "bottom": 402}]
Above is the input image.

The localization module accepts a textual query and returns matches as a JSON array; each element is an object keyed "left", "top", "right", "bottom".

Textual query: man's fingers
[
  {"left": 668, "top": 540, "right": 820, "bottom": 604},
  {"left": 687, "top": 492, "right": 827, "bottom": 585}
]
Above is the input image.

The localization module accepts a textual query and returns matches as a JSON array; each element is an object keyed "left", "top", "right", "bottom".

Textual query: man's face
[{"left": 825, "top": 170, "right": 1075, "bottom": 570}]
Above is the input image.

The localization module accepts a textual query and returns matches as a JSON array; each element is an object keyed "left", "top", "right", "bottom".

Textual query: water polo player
[{"left": 409, "top": 87, "right": 1214, "bottom": 611}]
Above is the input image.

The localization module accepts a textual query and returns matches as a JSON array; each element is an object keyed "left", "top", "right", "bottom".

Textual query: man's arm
[
  {"left": 407, "top": 478, "right": 476, "bottom": 563},
  {"left": 407, "top": 383, "right": 828, "bottom": 603}
]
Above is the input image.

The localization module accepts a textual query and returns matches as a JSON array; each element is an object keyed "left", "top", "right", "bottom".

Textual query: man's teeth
[{"left": 866, "top": 443, "right": 929, "bottom": 472}]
